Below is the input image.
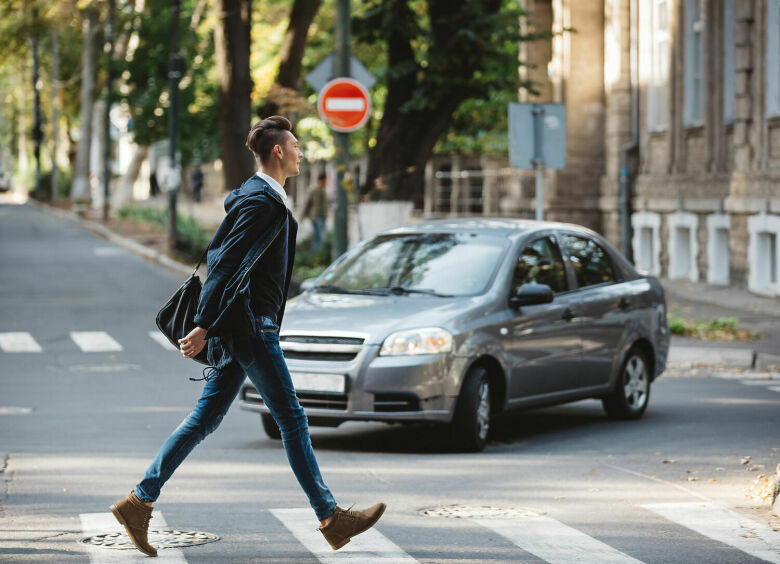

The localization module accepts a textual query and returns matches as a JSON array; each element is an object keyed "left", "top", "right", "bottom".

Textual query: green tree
[{"left": 354, "top": 0, "right": 538, "bottom": 202}]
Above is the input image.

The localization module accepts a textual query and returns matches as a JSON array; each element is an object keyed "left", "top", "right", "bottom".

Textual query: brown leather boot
[
  {"left": 319, "top": 503, "right": 386, "bottom": 550},
  {"left": 110, "top": 491, "right": 158, "bottom": 557}
]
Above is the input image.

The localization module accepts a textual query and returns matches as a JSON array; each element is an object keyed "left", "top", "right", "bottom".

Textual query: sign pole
[
  {"left": 532, "top": 104, "right": 545, "bottom": 221},
  {"left": 333, "top": 0, "right": 350, "bottom": 258}
]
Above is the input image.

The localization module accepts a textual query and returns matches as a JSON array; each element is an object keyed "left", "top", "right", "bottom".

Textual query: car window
[
  {"left": 512, "top": 236, "right": 568, "bottom": 294},
  {"left": 562, "top": 234, "right": 616, "bottom": 288},
  {"left": 317, "top": 233, "right": 508, "bottom": 296}
]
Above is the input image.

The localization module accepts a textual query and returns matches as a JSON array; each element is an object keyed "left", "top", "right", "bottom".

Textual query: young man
[{"left": 110, "top": 116, "right": 385, "bottom": 557}]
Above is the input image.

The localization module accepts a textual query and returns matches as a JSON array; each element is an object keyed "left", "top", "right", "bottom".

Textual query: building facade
[{"left": 419, "top": 0, "right": 779, "bottom": 297}]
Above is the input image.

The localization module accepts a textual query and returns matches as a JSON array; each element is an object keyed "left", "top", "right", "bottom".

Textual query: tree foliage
[
  {"left": 119, "top": 0, "right": 219, "bottom": 165},
  {"left": 352, "top": 0, "right": 540, "bottom": 201}
]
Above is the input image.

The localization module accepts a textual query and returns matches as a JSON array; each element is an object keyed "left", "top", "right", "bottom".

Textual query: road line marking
[
  {"left": 739, "top": 380, "right": 779, "bottom": 386},
  {"left": 474, "top": 516, "right": 643, "bottom": 564},
  {"left": 0, "top": 332, "right": 42, "bottom": 352},
  {"left": 70, "top": 332, "right": 123, "bottom": 352},
  {"left": 271, "top": 508, "right": 417, "bottom": 563},
  {"left": 642, "top": 502, "right": 780, "bottom": 563},
  {"left": 150, "top": 331, "right": 178, "bottom": 351},
  {"left": 769, "top": 386, "right": 780, "bottom": 393},
  {"left": 79, "top": 511, "right": 187, "bottom": 563}
]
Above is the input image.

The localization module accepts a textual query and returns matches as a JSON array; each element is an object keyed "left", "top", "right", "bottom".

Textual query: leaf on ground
[
  {"left": 741, "top": 456, "right": 752, "bottom": 465},
  {"left": 745, "top": 474, "right": 775, "bottom": 502},
  {"left": 662, "top": 459, "right": 676, "bottom": 464}
]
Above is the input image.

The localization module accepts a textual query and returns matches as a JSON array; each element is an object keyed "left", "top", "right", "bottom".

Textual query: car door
[
  {"left": 505, "top": 235, "right": 583, "bottom": 399},
  {"left": 560, "top": 232, "right": 628, "bottom": 390}
]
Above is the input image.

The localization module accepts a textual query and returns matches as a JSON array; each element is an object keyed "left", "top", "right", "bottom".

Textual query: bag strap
[{"left": 191, "top": 245, "right": 209, "bottom": 277}]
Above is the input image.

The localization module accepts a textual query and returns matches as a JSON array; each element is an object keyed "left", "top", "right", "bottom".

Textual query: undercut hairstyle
[{"left": 245, "top": 116, "right": 293, "bottom": 164}]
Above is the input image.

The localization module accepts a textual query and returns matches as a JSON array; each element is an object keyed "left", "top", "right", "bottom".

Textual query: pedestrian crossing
[
  {"left": 0, "top": 330, "right": 179, "bottom": 354},
  {"left": 76, "top": 502, "right": 780, "bottom": 563}
]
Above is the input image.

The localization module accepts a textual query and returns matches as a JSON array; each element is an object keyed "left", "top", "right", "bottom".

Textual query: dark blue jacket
[{"left": 193, "top": 175, "right": 297, "bottom": 370}]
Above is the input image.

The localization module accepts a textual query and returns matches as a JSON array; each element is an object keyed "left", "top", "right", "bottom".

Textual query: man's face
[{"left": 279, "top": 133, "right": 303, "bottom": 178}]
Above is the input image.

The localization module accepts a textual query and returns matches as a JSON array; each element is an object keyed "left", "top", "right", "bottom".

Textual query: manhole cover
[
  {"left": 80, "top": 530, "right": 220, "bottom": 550},
  {"left": 420, "top": 505, "right": 542, "bottom": 520}
]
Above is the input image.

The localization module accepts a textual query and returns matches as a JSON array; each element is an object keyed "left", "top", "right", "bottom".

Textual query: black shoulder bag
[
  {"left": 155, "top": 247, "right": 211, "bottom": 365},
  {"left": 155, "top": 211, "right": 287, "bottom": 370}
]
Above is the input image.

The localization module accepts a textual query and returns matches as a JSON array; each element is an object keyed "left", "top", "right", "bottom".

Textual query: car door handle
[
  {"left": 619, "top": 297, "right": 631, "bottom": 310},
  {"left": 561, "top": 308, "right": 577, "bottom": 321}
]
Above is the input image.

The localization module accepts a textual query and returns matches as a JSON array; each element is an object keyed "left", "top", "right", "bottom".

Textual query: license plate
[{"left": 290, "top": 372, "right": 346, "bottom": 394}]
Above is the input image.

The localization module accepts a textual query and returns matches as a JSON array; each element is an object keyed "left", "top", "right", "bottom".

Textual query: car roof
[{"left": 382, "top": 217, "right": 598, "bottom": 239}]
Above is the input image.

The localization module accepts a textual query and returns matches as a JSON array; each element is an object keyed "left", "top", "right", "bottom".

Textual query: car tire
[
  {"left": 602, "top": 347, "right": 651, "bottom": 420},
  {"left": 261, "top": 413, "right": 282, "bottom": 440},
  {"left": 452, "top": 366, "right": 491, "bottom": 452}
]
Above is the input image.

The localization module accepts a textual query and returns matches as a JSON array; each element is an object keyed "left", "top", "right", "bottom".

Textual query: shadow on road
[{"left": 281, "top": 400, "right": 659, "bottom": 454}]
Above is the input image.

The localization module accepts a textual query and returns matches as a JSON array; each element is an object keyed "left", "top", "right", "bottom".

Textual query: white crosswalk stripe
[
  {"left": 70, "top": 331, "right": 123, "bottom": 352},
  {"left": 739, "top": 380, "right": 779, "bottom": 386},
  {"left": 642, "top": 502, "right": 780, "bottom": 564},
  {"left": 0, "top": 332, "right": 42, "bottom": 352},
  {"left": 150, "top": 331, "right": 178, "bottom": 351},
  {"left": 79, "top": 511, "right": 187, "bottom": 563},
  {"left": 271, "top": 508, "right": 417, "bottom": 563},
  {"left": 474, "top": 515, "right": 643, "bottom": 564},
  {"left": 769, "top": 386, "right": 780, "bottom": 393}
]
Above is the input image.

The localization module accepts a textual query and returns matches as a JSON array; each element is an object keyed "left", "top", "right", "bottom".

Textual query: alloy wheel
[
  {"left": 623, "top": 355, "right": 648, "bottom": 410},
  {"left": 476, "top": 380, "right": 490, "bottom": 441}
]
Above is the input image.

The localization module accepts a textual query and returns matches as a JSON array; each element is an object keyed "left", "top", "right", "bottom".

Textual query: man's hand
[{"left": 179, "top": 327, "right": 208, "bottom": 359}]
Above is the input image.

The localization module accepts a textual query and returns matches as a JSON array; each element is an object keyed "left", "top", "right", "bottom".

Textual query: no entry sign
[{"left": 317, "top": 78, "right": 371, "bottom": 133}]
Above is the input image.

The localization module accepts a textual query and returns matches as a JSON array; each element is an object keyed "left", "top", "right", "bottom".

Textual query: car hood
[{"left": 282, "top": 291, "right": 477, "bottom": 344}]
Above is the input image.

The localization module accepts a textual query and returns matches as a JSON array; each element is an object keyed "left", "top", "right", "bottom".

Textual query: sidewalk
[{"left": 663, "top": 279, "right": 780, "bottom": 373}]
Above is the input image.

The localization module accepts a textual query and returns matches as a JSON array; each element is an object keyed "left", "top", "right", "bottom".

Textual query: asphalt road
[{"left": 1, "top": 202, "right": 779, "bottom": 563}]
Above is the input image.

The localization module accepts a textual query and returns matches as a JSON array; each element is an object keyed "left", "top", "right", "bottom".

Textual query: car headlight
[{"left": 379, "top": 328, "right": 453, "bottom": 356}]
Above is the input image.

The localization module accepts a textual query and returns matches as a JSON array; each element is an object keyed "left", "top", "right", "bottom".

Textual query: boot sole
[
  {"left": 330, "top": 503, "right": 387, "bottom": 551},
  {"left": 110, "top": 504, "right": 158, "bottom": 557}
]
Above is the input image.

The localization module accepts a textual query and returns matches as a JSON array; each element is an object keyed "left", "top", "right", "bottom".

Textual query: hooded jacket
[{"left": 193, "top": 174, "right": 298, "bottom": 370}]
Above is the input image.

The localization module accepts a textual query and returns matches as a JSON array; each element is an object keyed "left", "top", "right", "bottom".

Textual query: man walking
[
  {"left": 303, "top": 172, "right": 327, "bottom": 252},
  {"left": 110, "top": 116, "right": 385, "bottom": 557}
]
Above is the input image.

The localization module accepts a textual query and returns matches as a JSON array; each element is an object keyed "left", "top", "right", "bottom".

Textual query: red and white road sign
[{"left": 317, "top": 78, "right": 371, "bottom": 133}]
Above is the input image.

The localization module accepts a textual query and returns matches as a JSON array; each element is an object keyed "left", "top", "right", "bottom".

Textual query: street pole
[
  {"left": 31, "top": 13, "right": 42, "bottom": 196},
  {"left": 532, "top": 104, "right": 545, "bottom": 221},
  {"left": 332, "top": 0, "right": 350, "bottom": 258},
  {"left": 103, "top": 0, "right": 115, "bottom": 222},
  {"left": 51, "top": 30, "right": 59, "bottom": 202},
  {"left": 168, "top": 0, "right": 182, "bottom": 252}
]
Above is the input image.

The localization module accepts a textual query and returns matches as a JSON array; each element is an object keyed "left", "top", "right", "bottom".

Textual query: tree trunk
[
  {"left": 362, "top": 0, "right": 505, "bottom": 203},
  {"left": 365, "top": 103, "right": 459, "bottom": 204},
  {"left": 111, "top": 145, "right": 148, "bottom": 210},
  {"left": 71, "top": 7, "right": 99, "bottom": 201},
  {"left": 90, "top": 99, "right": 106, "bottom": 209},
  {"left": 214, "top": 0, "right": 255, "bottom": 192},
  {"left": 276, "top": 0, "right": 322, "bottom": 89}
]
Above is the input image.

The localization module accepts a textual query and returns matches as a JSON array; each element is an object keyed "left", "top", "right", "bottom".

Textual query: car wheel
[
  {"left": 261, "top": 413, "right": 282, "bottom": 440},
  {"left": 602, "top": 347, "right": 651, "bottom": 420},
  {"left": 452, "top": 366, "right": 491, "bottom": 452}
]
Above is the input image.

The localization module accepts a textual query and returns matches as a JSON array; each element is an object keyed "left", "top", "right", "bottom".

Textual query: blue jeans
[
  {"left": 135, "top": 316, "right": 337, "bottom": 521},
  {"left": 310, "top": 217, "right": 325, "bottom": 252}
]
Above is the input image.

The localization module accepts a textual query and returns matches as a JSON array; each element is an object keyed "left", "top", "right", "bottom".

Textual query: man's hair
[
  {"left": 246, "top": 116, "right": 292, "bottom": 164},
  {"left": 317, "top": 172, "right": 327, "bottom": 182}
]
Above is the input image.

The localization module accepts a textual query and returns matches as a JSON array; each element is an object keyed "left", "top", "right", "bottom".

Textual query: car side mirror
[{"left": 509, "top": 283, "right": 554, "bottom": 309}]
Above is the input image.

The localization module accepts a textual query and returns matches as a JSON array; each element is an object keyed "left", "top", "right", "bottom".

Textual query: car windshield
[{"left": 315, "top": 232, "right": 508, "bottom": 296}]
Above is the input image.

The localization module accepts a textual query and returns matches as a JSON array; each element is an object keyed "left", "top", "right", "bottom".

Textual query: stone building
[{"left": 417, "top": 0, "right": 780, "bottom": 297}]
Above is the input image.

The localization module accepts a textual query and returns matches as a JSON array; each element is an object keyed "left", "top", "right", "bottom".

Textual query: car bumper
[{"left": 238, "top": 344, "right": 457, "bottom": 424}]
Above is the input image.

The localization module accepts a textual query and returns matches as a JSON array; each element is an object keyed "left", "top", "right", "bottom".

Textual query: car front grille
[
  {"left": 280, "top": 334, "right": 365, "bottom": 362},
  {"left": 242, "top": 387, "right": 348, "bottom": 411}
]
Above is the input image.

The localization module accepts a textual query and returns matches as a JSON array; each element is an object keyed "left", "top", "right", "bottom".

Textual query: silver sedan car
[{"left": 239, "top": 219, "right": 670, "bottom": 451}]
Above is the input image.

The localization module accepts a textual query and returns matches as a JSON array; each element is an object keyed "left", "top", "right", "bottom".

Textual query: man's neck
[{"left": 259, "top": 166, "right": 285, "bottom": 186}]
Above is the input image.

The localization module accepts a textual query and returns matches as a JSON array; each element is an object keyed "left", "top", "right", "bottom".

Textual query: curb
[{"left": 26, "top": 198, "right": 193, "bottom": 277}]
